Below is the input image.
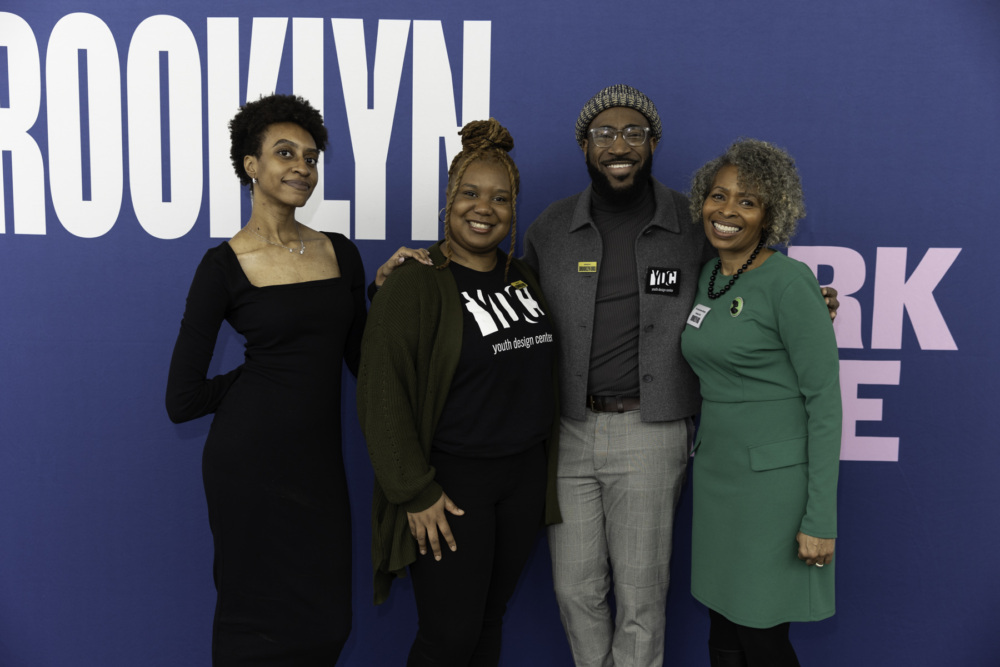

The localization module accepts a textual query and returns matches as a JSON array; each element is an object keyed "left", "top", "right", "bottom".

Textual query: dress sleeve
[
  {"left": 356, "top": 268, "right": 442, "bottom": 513},
  {"left": 776, "top": 262, "right": 842, "bottom": 538},
  {"left": 165, "top": 248, "right": 243, "bottom": 423},
  {"left": 334, "top": 234, "right": 367, "bottom": 378}
]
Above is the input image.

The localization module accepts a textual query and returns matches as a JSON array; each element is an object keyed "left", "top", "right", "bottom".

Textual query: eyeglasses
[{"left": 588, "top": 125, "right": 651, "bottom": 148}]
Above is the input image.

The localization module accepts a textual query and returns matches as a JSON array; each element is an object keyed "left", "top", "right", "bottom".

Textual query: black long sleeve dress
[{"left": 166, "top": 232, "right": 366, "bottom": 665}]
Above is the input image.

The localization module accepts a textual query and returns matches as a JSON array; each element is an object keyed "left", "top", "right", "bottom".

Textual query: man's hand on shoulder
[
  {"left": 375, "top": 246, "right": 433, "bottom": 287},
  {"left": 820, "top": 286, "right": 839, "bottom": 321}
]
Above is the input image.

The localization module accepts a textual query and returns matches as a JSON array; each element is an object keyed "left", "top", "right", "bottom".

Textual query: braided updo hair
[{"left": 439, "top": 118, "right": 520, "bottom": 278}]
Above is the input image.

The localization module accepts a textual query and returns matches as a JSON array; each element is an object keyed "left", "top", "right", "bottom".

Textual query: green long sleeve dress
[{"left": 680, "top": 251, "right": 842, "bottom": 628}]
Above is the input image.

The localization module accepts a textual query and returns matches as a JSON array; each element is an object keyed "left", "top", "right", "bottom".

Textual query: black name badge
[{"left": 645, "top": 267, "right": 681, "bottom": 295}]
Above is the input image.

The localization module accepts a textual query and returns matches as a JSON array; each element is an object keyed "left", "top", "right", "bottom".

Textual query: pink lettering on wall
[
  {"left": 789, "top": 246, "right": 961, "bottom": 351},
  {"left": 872, "top": 247, "right": 960, "bottom": 351},
  {"left": 839, "top": 359, "right": 901, "bottom": 461}
]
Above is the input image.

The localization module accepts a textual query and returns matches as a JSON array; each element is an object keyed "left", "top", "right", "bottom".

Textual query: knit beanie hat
[{"left": 575, "top": 84, "right": 662, "bottom": 147}]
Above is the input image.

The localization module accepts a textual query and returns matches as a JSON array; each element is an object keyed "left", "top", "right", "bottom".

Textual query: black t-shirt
[{"left": 432, "top": 260, "right": 556, "bottom": 457}]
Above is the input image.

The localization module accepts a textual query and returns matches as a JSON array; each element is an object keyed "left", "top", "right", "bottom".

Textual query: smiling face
[
  {"left": 702, "top": 164, "right": 767, "bottom": 263},
  {"left": 584, "top": 107, "right": 657, "bottom": 202},
  {"left": 243, "top": 122, "right": 319, "bottom": 209},
  {"left": 446, "top": 159, "right": 513, "bottom": 271}
]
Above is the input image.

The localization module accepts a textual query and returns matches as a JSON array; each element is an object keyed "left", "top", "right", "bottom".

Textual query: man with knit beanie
[{"left": 522, "top": 84, "right": 715, "bottom": 667}]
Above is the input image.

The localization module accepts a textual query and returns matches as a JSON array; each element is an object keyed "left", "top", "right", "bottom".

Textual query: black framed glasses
[{"left": 588, "top": 125, "right": 651, "bottom": 148}]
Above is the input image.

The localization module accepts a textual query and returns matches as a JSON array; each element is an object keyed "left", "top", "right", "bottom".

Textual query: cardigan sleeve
[
  {"left": 165, "top": 247, "right": 243, "bottom": 424},
  {"left": 776, "top": 261, "right": 842, "bottom": 538},
  {"left": 357, "top": 266, "right": 443, "bottom": 514}
]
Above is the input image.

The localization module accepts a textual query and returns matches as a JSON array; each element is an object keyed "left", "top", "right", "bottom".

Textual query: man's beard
[{"left": 587, "top": 153, "right": 654, "bottom": 204}]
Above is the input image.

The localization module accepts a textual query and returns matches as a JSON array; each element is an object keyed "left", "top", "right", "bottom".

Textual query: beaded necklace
[{"left": 707, "top": 237, "right": 765, "bottom": 300}]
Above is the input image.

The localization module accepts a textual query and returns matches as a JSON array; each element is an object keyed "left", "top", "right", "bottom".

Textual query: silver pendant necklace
[{"left": 243, "top": 224, "right": 305, "bottom": 255}]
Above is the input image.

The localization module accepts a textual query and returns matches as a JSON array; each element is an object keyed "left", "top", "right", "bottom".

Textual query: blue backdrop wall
[{"left": 1, "top": 1, "right": 997, "bottom": 665}]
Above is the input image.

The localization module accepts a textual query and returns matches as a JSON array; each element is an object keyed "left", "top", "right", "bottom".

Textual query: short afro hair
[
  {"left": 229, "top": 94, "right": 328, "bottom": 187},
  {"left": 689, "top": 138, "right": 806, "bottom": 247}
]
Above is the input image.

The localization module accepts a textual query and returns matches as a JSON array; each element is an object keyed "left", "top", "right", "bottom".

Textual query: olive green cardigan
[{"left": 357, "top": 241, "right": 561, "bottom": 604}]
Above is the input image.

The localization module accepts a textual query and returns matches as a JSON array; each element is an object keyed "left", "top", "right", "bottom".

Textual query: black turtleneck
[{"left": 587, "top": 180, "right": 656, "bottom": 397}]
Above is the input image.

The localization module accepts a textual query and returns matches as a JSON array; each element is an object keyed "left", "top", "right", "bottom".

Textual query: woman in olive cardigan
[
  {"left": 358, "top": 240, "right": 560, "bottom": 602},
  {"left": 357, "top": 119, "right": 560, "bottom": 667}
]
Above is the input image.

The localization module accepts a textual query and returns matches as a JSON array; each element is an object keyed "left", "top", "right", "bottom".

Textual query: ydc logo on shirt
[
  {"left": 461, "top": 284, "right": 545, "bottom": 336},
  {"left": 461, "top": 284, "right": 555, "bottom": 356}
]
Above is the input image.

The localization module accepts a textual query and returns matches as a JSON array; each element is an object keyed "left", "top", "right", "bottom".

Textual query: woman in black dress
[{"left": 166, "top": 94, "right": 375, "bottom": 665}]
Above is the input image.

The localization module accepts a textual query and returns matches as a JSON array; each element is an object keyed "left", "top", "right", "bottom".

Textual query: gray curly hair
[{"left": 689, "top": 138, "right": 806, "bottom": 247}]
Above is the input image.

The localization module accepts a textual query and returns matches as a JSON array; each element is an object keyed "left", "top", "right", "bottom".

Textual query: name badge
[
  {"left": 645, "top": 267, "right": 680, "bottom": 295},
  {"left": 687, "top": 304, "right": 711, "bottom": 328},
  {"left": 578, "top": 262, "right": 597, "bottom": 273}
]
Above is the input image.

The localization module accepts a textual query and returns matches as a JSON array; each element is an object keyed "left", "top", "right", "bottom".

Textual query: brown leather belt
[{"left": 587, "top": 395, "right": 640, "bottom": 413}]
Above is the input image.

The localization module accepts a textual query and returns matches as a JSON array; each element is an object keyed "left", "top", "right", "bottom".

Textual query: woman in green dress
[{"left": 680, "top": 139, "right": 842, "bottom": 666}]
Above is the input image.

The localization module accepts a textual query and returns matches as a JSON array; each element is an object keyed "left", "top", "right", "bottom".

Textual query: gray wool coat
[{"left": 522, "top": 177, "right": 715, "bottom": 423}]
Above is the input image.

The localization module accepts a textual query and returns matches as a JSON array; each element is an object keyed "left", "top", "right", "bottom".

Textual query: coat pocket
[{"left": 748, "top": 437, "right": 807, "bottom": 471}]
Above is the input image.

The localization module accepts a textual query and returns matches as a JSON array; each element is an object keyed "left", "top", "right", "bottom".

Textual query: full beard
[{"left": 586, "top": 153, "right": 654, "bottom": 204}]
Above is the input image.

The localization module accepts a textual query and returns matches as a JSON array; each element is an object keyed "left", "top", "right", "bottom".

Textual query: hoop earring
[{"left": 438, "top": 208, "right": 446, "bottom": 223}]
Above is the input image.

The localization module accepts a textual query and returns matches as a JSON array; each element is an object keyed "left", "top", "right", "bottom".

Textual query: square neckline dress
[{"left": 167, "top": 232, "right": 366, "bottom": 663}]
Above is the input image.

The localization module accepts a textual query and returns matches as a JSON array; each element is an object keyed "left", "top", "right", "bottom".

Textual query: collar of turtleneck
[
  {"left": 590, "top": 178, "right": 654, "bottom": 216},
  {"left": 589, "top": 179, "right": 655, "bottom": 227}
]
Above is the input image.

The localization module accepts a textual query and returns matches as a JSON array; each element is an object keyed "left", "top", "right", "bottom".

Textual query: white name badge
[{"left": 686, "top": 304, "right": 711, "bottom": 328}]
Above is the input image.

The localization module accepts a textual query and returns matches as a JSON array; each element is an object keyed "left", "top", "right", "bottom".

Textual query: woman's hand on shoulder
[
  {"left": 375, "top": 246, "right": 433, "bottom": 287},
  {"left": 796, "top": 531, "right": 835, "bottom": 567},
  {"left": 406, "top": 491, "right": 465, "bottom": 561}
]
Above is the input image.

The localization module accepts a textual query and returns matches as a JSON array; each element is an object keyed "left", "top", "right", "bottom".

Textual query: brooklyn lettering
[{"left": 0, "top": 12, "right": 490, "bottom": 239}]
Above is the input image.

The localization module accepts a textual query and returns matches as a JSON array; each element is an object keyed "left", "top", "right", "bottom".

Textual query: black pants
[
  {"left": 709, "top": 609, "right": 801, "bottom": 667},
  {"left": 407, "top": 444, "right": 547, "bottom": 667}
]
